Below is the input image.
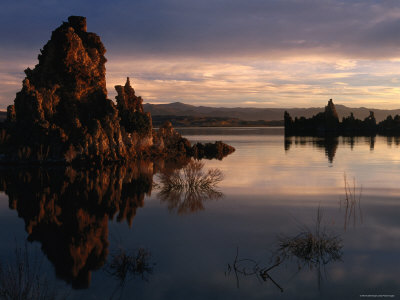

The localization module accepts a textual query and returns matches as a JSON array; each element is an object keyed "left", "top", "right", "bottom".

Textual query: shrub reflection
[
  {"left": 104, "top": 247, "right": 154, "bottom": 299},
  {"left": 157, "top": 160, "right": 224, "bottom": 214},
  {"left": 0, "top": 160, "right": 175, "bottom": 289}
]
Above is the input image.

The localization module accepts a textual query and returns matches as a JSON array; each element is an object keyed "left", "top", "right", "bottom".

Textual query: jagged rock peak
[
  {"left": 325, "top": 98, "right": 339, "bottom": 120},
  {"left": 67, "top": 16, "right": 87, "bottom": 32},
  {"left": 21, "top": 15, "right": 107, "bottom": 103},
  {"left": 115, "top": 77, "right": 143, "bottom": 113},
  {"left": 125, "top": 77, "right": 135, "bottom": 94}
]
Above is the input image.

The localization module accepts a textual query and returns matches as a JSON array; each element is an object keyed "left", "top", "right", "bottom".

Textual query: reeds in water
[
  {"left": 0, "top": 243, "right": 68, "bottom": 300},
  {"left": 341, "top": 173, "right": 363, "bottom": 230}
]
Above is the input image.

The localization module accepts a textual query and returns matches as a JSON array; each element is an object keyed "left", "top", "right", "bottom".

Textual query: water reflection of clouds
[
  {"left": 220, "top": 196, "right": 399, "bottom": 297},
  {"left": 108, "top": 189, "right": 399, "bottom": 299},
  {"left": 200, "top": 136, "right": 400, "bottom": 196},
  {"left": 0, "top": 130, "right": 398, "bottom": 299},
  {"left": 121, "top": 134, "right": 400, "bottom": 297}
]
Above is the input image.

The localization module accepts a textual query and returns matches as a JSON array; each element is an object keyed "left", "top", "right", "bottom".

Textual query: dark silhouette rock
[
  {"left": 192, "top": 141, "right": 236, "bottom": 160},
  {"left": 284, "top": 99, "right": 382, "bottom": 136},
  {"left": 284, "top": 111, "right": 293, "bottom": 131},
  {"left": 0, "top": 16, "right": 234, "bottom": 164},
  {"left": 324, "top": 99, "right": 340, "bottom": 132},
  {"left": 325, "top": 99, "right": 339, "bottom": 120}
]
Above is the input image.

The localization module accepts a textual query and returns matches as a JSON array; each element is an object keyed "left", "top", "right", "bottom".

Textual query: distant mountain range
[
  {"left": 143, "top": 102, "right": 400, "bottom": 123},
  {"left": 1, "top": 102, "right": 399, "bottom": 124}
]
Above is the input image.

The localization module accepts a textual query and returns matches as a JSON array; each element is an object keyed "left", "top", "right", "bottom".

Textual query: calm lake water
[{"left": 0, "top": 127, "right": 399, "bottom": 299}]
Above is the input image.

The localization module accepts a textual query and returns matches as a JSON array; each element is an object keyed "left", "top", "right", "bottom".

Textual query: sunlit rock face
[
  {"left": 6, "top": 16, "right": 126, "bottom": 163},
  {"left": 153, "top": 121, "right": 192, "bottom": 157},
  {"left": 0, "top": 16, "right": 234, "bottom": 164},
  {"left": 115, "top": 77, "right": 154, "bottom": 152}
]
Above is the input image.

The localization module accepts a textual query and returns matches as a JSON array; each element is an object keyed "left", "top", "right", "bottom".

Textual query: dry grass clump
[
  {"left": 277, "top": 232, "right": 342, "bottom": 267},
  {"left": 0, "top": 244, "right": 67, "bottom": 300},
  {"left": 277, "top": 208, "right": 343, "bottom": 268},
  {"left": 160, "top": 160, "right": 223, "bottom": 193},
  {"left": 157, "top": 160, "right": 224, "bottom": 214},
  {"left": 105, "top": 248, "right": 153, "bottom": 283}
]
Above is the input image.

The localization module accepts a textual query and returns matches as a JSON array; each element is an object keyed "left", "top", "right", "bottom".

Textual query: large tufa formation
[
  {"left": 0, "top": 16, "right": 234, "bottom": 164},
  {"left": 5, "top": 16, "right": 126, "bottom": 163}
]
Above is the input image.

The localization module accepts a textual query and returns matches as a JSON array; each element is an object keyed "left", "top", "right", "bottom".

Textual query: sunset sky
[{"left": 2, "top": 0, "right": 400, "bottom": 109}]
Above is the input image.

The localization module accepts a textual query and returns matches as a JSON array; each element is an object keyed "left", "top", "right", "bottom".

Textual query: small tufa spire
[
  {"left": 124, "top": 77, "right": 135, "bottom": 95},
  {"left": 325, "top": 99, "right": 338, "bottom": 117}
]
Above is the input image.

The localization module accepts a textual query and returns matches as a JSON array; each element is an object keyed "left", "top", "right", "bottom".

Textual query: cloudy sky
[{"left": 2, "top": 0, "right": 400, "bottom": 109}]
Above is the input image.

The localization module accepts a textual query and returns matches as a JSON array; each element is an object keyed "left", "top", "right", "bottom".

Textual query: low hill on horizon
[
  {"left": 143, "top": 102, "right": 400, "bottom": 123},
  {"left": 2, "top": 101, "right": 398, "bottom": 124}
]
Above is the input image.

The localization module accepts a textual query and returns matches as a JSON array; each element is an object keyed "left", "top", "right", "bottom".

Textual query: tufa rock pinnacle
[{"left": 0, "top": 16, "right": 234, "bottom": 164}]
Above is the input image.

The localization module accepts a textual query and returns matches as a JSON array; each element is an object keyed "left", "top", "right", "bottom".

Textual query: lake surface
[{"left": 0, "top": 127, "right": 399, "bottom": 299}]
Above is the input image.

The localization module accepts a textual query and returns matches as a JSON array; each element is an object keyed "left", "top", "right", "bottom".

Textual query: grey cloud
[
  {"left": 3, "top": 0, "right": 400, "bottom": 108},
  {"left": 2, "top": 0, "right": 400, "bottom": 60}
]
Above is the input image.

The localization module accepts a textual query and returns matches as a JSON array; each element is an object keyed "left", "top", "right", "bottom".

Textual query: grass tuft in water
[{"left": 0, "top": 243, "right": 68, "bottom": 300}]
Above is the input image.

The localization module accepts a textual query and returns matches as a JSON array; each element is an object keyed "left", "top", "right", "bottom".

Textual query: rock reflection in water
[
  {"left": 0, "top": 159, "right": 186, "bottom": 289},
  {"left": 156, "top": 160, "right": 224, "bottom": 214},
  {"left": 284, "top": 136, "right": 378, "bottom": 163},
  {"left": 285, "top": 136, "right": 339, "bottom": 163}
]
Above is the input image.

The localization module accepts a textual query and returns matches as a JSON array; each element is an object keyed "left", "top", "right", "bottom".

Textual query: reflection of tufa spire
[
  {"left": 0, "top": 157, "right": 197, "bottom": 289},
  {"left": 0, "top": 162, "right": 155, "bottom": 289}
]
